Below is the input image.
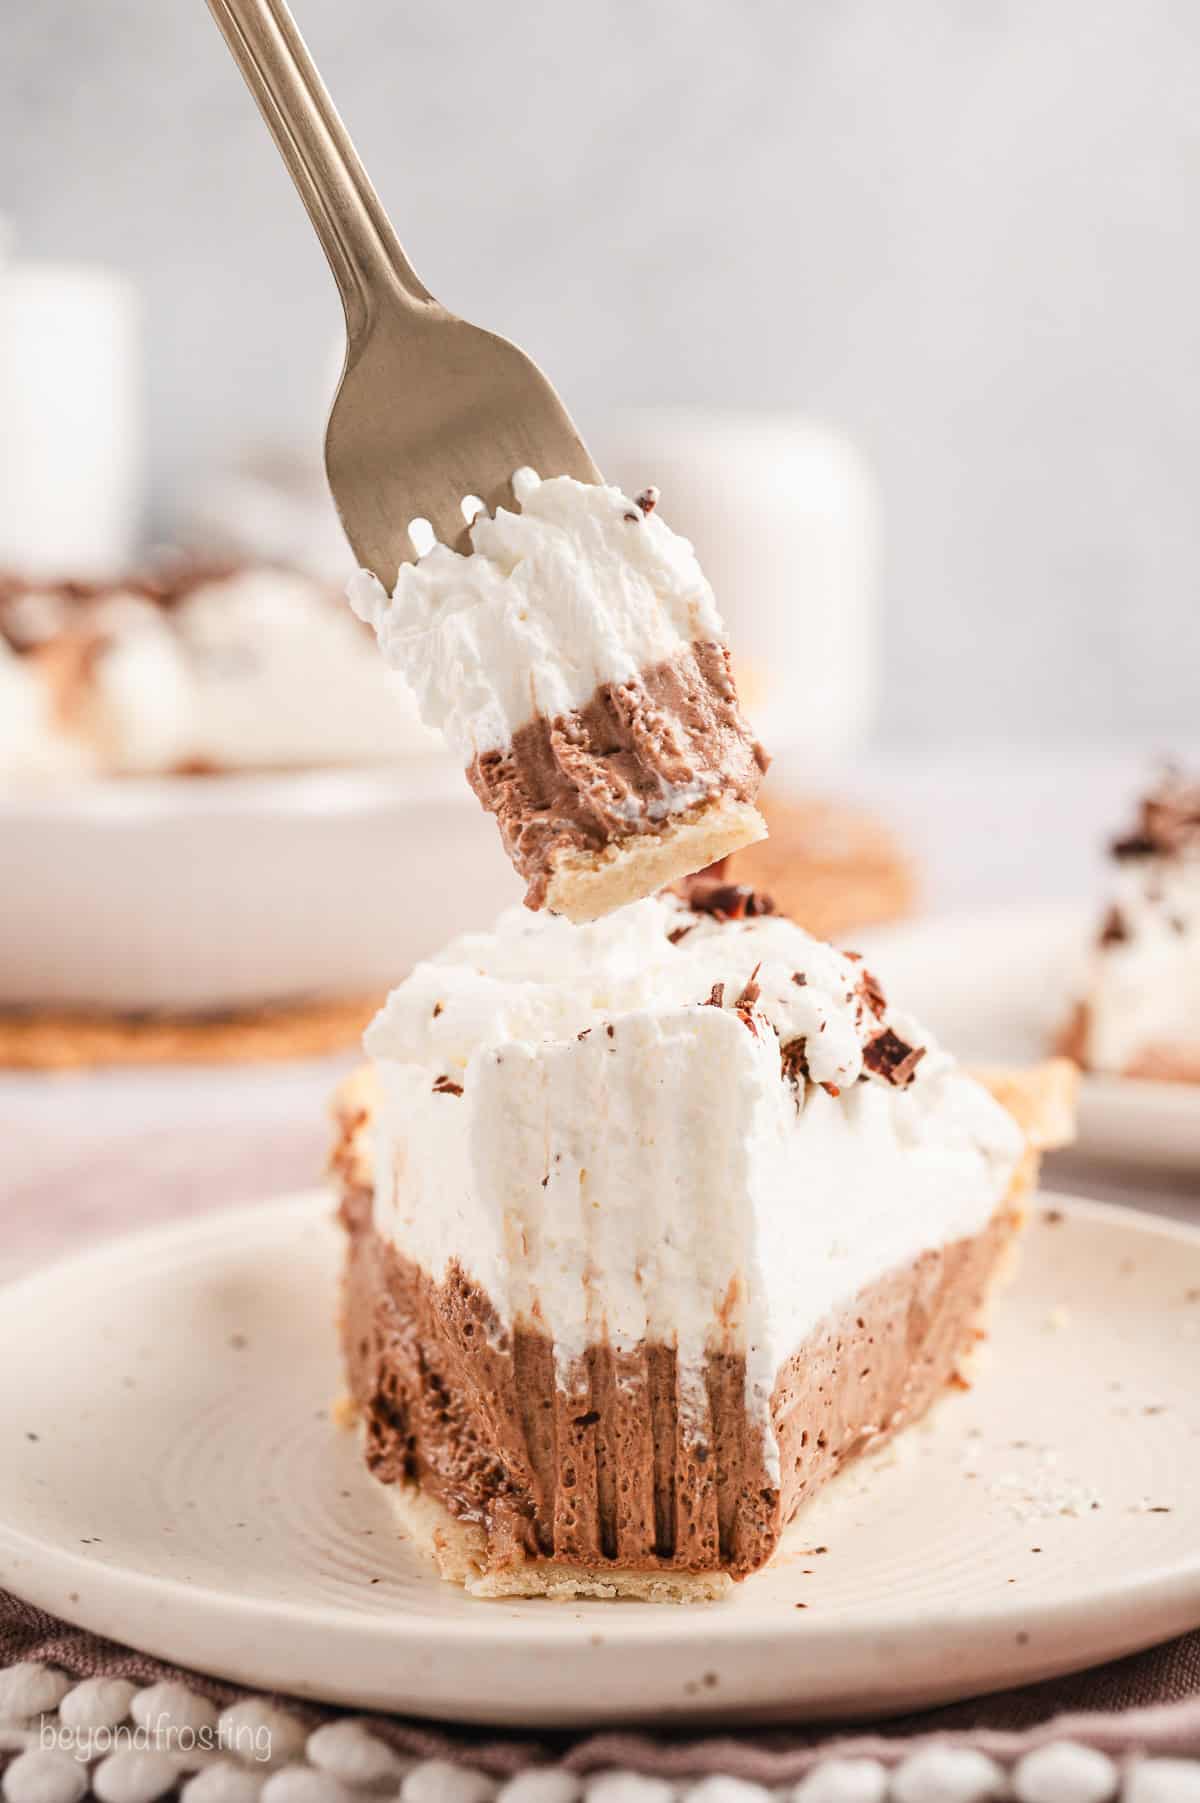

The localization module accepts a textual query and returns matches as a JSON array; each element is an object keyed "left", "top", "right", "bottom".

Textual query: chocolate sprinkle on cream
[
  {"left": 1099, "top": 905, "right": 1129, "bottom": 947},
  {"left": 705, "top": 981, "right": 726, "bottom": 1009},
  {"left": 735, "top": 962, "right": 763, "bottom": 1010},
  {"left": 432, "top": 1075, "right": 464, "bottom": 1097},
  {"left": 1111, "top": 772, "right": 1200, "bottom": 861},
  {"left": 856, "top": 966, "right": 888, "bottom": 1018},
  {"left": 686, "top": 879, "right": 776, "bottom": 922},
  {"left": 863, "top": 1028, "right": 926, "bottom": 1088}
]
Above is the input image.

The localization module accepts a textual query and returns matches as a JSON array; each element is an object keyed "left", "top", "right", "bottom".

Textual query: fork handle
[{"left": 205, "top": 0, "right": 432, "bottom": 334}]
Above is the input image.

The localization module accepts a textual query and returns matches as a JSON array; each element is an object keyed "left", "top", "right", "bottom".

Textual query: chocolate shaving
[
  {"left": 792, "top": 971, "right": 808, "bottom": 987},
  {"left": 432, "top": 1001, "right": 444, "bottom": 1018},
  {"left": 685, "top": 879, "right": 776, "bottom": 922},
  {"left": 577, "top": 1027, "right": 592, "bottom": 1040},
  {"left": 634, "top": 486, "right": 660, "bottom": 515},
  {"left": 856, "top": 966, "right": 887, "bottom": 1018},
  {"left": 432, "top": 1075, "right": 463, "bottom": 1096},
  {"left": 705, "top": 982, "right": 726, "bottom": 1009},
  {"left": 735, "top": 962, "right": 762, "bottom": 1010},
  {"left": 1098, "top": 905, "right": 1129, "bottom": 947},
  {"left": 780, "top": 1037, "right": 810, "bottom": 1085},
  {"left": 862, "top": 1028, "right": 926, "bottom": 1088},
  {"left": 1111, "top": 772, "right": 1200, "bottom": 861},
  {"left": 1112, "top": 833, "right": 1157, "bottom": 861},
  {"left": 667, "top": 923, "right": 694, "bottom": 945}
]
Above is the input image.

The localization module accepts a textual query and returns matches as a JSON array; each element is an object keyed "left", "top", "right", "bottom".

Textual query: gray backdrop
[{"left": 4, "top": 0, "right": 1199, "bottom": 743}]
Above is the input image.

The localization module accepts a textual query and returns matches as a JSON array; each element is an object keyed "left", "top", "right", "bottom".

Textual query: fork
[{"left": 205, "top": 0, "right": 601, "bottom": 585}]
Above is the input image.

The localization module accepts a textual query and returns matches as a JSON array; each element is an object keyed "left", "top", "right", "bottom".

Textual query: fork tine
[{"left": 327, "top": 314, "right": 602, "bottom": 582}]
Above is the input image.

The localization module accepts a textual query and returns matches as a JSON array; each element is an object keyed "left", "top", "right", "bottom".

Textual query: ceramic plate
[
  {"left": 857, "top": 903, "right": 1200, "bottom": 1172},
  {"left": 1, "top": 1192, "right": 1198, "bottom": 1728}
]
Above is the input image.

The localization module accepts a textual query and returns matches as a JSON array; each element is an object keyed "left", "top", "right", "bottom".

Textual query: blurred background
[
  {"left": 6, "top": 0, "right": 1200, "bottom": 742},
  {"left": 3, "top": 1, "right": 1199, "bottom": 1253}
]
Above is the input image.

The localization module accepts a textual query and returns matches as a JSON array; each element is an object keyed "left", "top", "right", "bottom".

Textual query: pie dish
[{"left": 0, "top": 560, "right": 432, "bottom": 780}]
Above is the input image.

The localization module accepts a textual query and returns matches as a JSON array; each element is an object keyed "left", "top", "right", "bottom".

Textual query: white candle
[
  {"left": 590, "top": 409, "right": 880, "bottom": 765},
  {"left": 0, "top": 259, "right": 142, "bottom": 577}
]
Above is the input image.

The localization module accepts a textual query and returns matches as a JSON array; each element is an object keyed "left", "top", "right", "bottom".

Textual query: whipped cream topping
[
  {"left": 1077, "top": 781, "right": 1200, "bottom": 1071},
  {"left": 365, "top": 893, "right": 1024, "bottom": 1461},
  {"left": 369, "top": 887, "right": 926, "bottom": 1094},
  {"left": 0, "top": 567, "right": 436, "bottom": 779},
  {"left": 347, "top": 470, "right": 729, "bottom": 766}
]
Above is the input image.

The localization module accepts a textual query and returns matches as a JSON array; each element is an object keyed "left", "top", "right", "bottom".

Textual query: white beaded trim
[{"left": 0, "top": 1664, "right": 1197, "bottom": 1803}]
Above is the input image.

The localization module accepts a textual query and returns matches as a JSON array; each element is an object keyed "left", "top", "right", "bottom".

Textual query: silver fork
[{"left": 205, "top": 0, "right": 601, "bottom": 584}]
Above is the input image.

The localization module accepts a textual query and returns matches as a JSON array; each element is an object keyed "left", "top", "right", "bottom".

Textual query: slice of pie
[
  {"left": 346, "top": 470, "right": 769, "bottom": 922},
  {"left": 333, "top": 888, "right": 1075, "bottom": 1601},
  {"left": 1058, "top": 770, "right": 1200, "bottom": 1082}
]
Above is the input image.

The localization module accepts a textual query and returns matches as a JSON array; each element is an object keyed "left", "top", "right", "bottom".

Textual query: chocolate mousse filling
[
  {"left": 337, "top": 1151, "right": 1019, "bottom": 1585},
  {"left": 467, "top": 641, "right": 769, "bottom": 909}
]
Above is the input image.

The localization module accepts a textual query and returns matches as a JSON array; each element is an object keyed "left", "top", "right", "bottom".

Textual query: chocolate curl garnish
[
  {"left": 1112, "top": 833, "right": 1157, "bottom": 861},
  {"left": 685, "top": 878, "right": 776, "bottom": 922},
  {"left": 734, "top": 966, "right": 763, "bottom": 1037},
  {"left": 634, "top": 486, "right": 660, "bottom": 515},
  {"left": 862, "top": 1028, "right": 926, "bottom": 1088},
  {"left": 780, "top": 1037, "right": 809, "bottom": 1085},
  {"left": 1098, "top": 905, "right": 1129, "bottom": 947},
  {"left": 735, "top": 962, "right": 763, "bottom": 1010},
  {"left": 1112, "top": 771, "right": 1200, "bottom": 860},
  {"left": 856, "top": 966, "right": 887, "bottom": 1019},
  {"left": 705, "top": 982, "right": 725, "bottom": 1009},
  {"left": 432, "top": 1075, "right": 463, "bottom": 1096},
  {"left": 840, "top": 953, "right": 886, "bottom": 1017}
]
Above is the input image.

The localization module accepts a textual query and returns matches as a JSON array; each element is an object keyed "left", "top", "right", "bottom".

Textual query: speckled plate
[
  {"left": 0, "top": 1191, "right": 1198, "bottom": 1728},
  {"left": 858, "top": 903, "right": 1200, "bottom": 1173}
]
